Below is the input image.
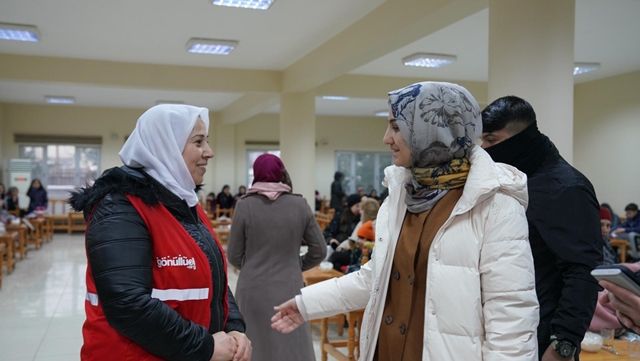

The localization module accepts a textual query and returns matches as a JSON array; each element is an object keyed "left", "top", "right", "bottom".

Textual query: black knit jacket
[{"left": 70, "top": 166, "right": 245, "bottom": 361}]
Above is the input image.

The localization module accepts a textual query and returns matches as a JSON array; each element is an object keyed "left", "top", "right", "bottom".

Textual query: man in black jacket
[{"left": 481, "top": 96, "right": 602, "bottom": 361}]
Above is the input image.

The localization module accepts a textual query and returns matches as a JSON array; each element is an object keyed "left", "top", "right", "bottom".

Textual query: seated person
[
  {"left": 614, "top": 203, "right": 640, "bottom": 258},
  {"left": 216, "top": 185, "right": 235, "bottom": 210},
  {"left": 601, "top": 207, "right": 619, "bottom": 265},
  {"left": 26, "top": 178, "right": 48, "bottom": 213},
  {"left": 323, "top": 194, "right": 362, "bottom": 249},
  {"left": 602, "top": 203, "right": 621, "bottom": 230},
  {"left": 5, "top": 186, "right": 26, "bottom": 217},
  {"left": 329, "top": 220, "right": 375, "bottom": 272}
]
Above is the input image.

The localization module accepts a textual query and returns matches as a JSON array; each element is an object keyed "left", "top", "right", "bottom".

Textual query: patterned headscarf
[{"left": 388, "top": 82, "right": 481, "bottom": 213}]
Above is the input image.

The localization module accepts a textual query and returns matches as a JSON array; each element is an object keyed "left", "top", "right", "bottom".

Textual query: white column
[
  {"left": 280, "top": 92, "right": 316, "bottom": 209},
  {"left": 488, "top": 0, "right": 575, "bottom": 161},
  {"left": 209, "top": 113, "right": 236, "bottom": 196}
]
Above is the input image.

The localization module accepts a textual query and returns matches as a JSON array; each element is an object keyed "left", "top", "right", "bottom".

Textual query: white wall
[{"left": 574, "top": 71, "right": 640, "bottom": 214}]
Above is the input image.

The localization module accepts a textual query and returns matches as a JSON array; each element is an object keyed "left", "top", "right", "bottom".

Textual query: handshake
[{"left": 210, "top": 331, "right": 252, "bottom": 361}]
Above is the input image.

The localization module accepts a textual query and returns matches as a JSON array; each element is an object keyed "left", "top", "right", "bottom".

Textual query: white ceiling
[
  {"left": 353, "top": 0, "right": 640, "bottom": 84},
  {"left": 0, "top": 0, "right": 639, "bottom": 117},
  {"left": 0, "top": 0, "right": 384, "bottom": 70}
]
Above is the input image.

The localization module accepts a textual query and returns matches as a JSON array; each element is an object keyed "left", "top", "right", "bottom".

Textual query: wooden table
[
  {"left": 303, "top": 266, "right": 348, "bottom": 340},
  {"left": 303, "top": 266, "right": 344, "bottom": 285},
  {"left": 581, "top": 340, "right": 636, "bottom": 360},
  {"left": 5, "top": 223, "right": 28, "bottom": 259},
  {"left": 0, "top": 231, "right": 17, "bottom": 273}
]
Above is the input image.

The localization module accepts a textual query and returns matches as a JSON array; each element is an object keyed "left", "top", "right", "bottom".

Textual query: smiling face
[
  {"left": 182, "top": 119, "right": 213, "bottom": 185},
  {"left": 382, "top": 114, "right": 412, "bottom": 168}
]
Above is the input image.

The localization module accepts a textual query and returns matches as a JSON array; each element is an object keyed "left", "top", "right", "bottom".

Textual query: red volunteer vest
[{"left": 81, "top": 195, "right": 228, "bottom": 361}]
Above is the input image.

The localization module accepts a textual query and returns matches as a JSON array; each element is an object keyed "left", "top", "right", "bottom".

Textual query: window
[
  {"left": 335, "top": 151, "right": 392, "bottom": 195},
  {"left": 246, "top": 149, "right": 280, "bottom": 186},
  {"left": 18, "top": 144, "right": 101, "bottom": 191}
]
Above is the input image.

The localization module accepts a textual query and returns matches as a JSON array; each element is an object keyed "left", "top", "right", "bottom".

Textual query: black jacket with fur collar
[{"left": 70, "top": 166, "right": 245, "bottom": 361}]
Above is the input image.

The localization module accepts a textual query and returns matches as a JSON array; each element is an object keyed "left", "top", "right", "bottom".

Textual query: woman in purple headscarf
[{"left": 228, "top": 154, "right": 326, "bottom": 361}]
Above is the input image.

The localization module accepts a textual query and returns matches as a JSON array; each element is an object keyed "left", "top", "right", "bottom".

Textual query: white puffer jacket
[{"left": 298, "top": 146, "right": 539, "bottom": 361}]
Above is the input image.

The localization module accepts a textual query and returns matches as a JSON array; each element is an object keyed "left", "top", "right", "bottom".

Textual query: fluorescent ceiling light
[
  {"left": 322, "top": 96, "right": 349, "bottom": 101},
  {"left": 212, "top": 0, "right": 275, "bottom": 10},
  {"left": 573, "top": 62, "right": 600, "bottom": 76},
  {"left": 374, "top": 110, "right": 389, "bottom": 117},
  {"left": 156, "top": 100, "right": 185, "bottom": 105},
  {"left": 0, "top": 23, "right": 40, "bottom": 42},
  {"left": 402, "top": 53, "right": 457, "bottom": 68},
  {"left": 45, "top": 96, "right": 75, "bottom": 105},
  {"left": 186, "top": 38, "right": 238, "bottom": 55}
]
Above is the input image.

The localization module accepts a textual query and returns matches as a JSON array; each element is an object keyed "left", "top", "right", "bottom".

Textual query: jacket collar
[{"left": 383, "top": 145, "right": 528, "bottom": 217}]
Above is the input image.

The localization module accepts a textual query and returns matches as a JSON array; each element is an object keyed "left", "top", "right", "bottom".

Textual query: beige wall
[
  {"left": 232, "top": 113, "right": 388, "bottom": 198},
  {"left": 574, "top": 70, "right": 640, "bottom": 214},
  {"left": 3, "top": 68, "right": 638, "bottom": 212},
  {"left": 0, "top": 104, "right": 388, "bottom": 199},
  {"left": 0, "top": 103, "right": 141, "bottom": 176}
]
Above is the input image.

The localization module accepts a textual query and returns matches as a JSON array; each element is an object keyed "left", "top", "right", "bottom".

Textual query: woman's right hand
[
  {"left": 271, "top": 298, "right": 305, "bottom": 334},
  {"left": 211, "top": 332, "right": 238, "bottom": 361}
]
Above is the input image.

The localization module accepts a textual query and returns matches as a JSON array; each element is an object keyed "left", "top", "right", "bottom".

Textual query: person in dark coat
[
  {"left": 481, "top": 96, "right": 602, "bottom": 361},
  {"left": 70, "top": 104, "right": 250, "bottom": 361},
  {"left": 324, "top": 193, "right": 362, "bottom": 250},
  {"left": 228, "top": 153, "right": 325, "bottom": 361},
  {"left": 329, "top": 171, "right": 346, "bottom": 211},
  {"left": 216, "top": 185, "right": 234, "bottom": 210},
  {"left": 26, "top": 178, "right": 48, "bottom": 213}
]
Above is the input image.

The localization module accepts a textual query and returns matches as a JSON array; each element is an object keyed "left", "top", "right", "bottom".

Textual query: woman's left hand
[{"left": 228, "top": 331, "right": 252, "bottom": 361}]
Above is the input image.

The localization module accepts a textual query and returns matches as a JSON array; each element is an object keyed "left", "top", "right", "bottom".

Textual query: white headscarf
[{"left": 119, "top": 104, "right": 210, "bottom": 207}]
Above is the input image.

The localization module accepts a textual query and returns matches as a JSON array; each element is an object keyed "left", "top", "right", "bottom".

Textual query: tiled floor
[{"left": 0, "top": 234, "right": 335, "bottom": 361}]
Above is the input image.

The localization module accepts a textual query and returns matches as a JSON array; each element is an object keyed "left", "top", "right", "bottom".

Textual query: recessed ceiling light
[
  {"left": 45, "top": 96, "right": 75, "bottom": 105},
  {"left": 374, "top": 110, "right": 389, "bottom": 117},
  {"left": 156, "top": 100, "right": 185, "bottom": 105},
  {"left": 573, "top": 62, "right": 600, "bottom": 76},
  {"left": 322, "top": 96, "right": 349, "bottom": 101},
  {"left": 212, "top": 0, "right": 275, "bottom": 10},
  {"left": 186, "top": 38, "right": 238, "bottom": 55},
  {"left": 402, "top": 53, "right": 457, "bottom": 68},
  {"left": 0, "top": 23, "right": 40, "bottom": 42}
]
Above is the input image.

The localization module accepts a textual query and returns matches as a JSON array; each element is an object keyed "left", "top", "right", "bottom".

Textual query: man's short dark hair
[
  {"left": 481, "top": 96, "right": 537, "bottom": 133},
  {"left": 625, "top": 203, "right": 639, "bottom": 212}
]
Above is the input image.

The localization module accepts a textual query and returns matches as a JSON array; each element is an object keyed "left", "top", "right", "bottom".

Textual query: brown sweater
[{"left": 375, "top": 188, "right": 462, "bottom": 361}]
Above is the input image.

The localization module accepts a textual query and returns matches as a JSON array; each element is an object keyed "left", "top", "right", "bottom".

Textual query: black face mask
[{"left": 484, "top": 124, "right": 555, "bottom": 176}]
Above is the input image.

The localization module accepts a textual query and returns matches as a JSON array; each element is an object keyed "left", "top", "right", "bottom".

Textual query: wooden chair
[
  {"left": 303, "top": 267, "right": 347, "bottom": 337},
  {"left": 315, "top": 212, "right": 332, "bottom": 231},
  {"left": 68, "top": 212, "right": 86, "bottom": 233},
  {"left": 48, "top": 199, "right": 71, "bottom": 233},
  {"left": 211, "top": 219, "right": 232, "bottom": 246},
  {"left": 214, "top": 205, "right": 234, "bottom": 219},
  {"left": 610, "top": 238, "right": 629, "bottom": 263},
  {"left": 0, "top": 232, "right": 17, "bottom": 274},
  {"left": 5, "top": 223, "right": 27, "bottom": 259},
  {"left": 23, "top": 219, "right": 42, "bottom": 249},
  {"left": 321, "top": 309, "right": 365, "bottom": 361}
]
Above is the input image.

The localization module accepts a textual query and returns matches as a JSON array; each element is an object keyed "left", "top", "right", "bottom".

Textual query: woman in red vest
[{"left": 71, "top": 104, "right": 251, "bottom": 361}]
